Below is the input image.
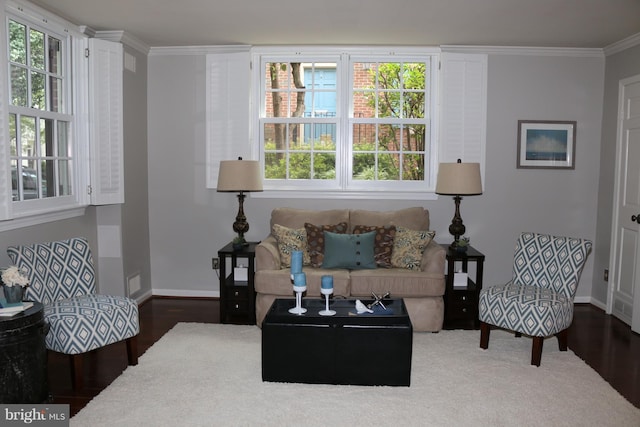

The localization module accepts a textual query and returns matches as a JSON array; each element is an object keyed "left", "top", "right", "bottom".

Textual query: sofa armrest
[
  {"left": 420, "top": 240, "right": 446, "bottom": 275},
  {"left": 256, "top": 236, "right": 281, "bottom": 271}
]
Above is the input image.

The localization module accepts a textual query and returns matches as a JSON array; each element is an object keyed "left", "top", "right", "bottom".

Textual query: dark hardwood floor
[{"left": 47, "top": 298, "right": 640, "bottom": 417}]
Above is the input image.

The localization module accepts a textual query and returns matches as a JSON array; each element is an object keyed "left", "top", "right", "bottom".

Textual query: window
[
  {"left": 256, "top": 49, "right": 438, "bottom": 197},
  {"left": 262, "top": 60, "right": 340, "bottom": 185},
  {"left": 8, "top": 18, "right": 73, "bottom": 202},
  {"left": 0, "top": 2, "right": 125, "bottom": 227},
  {"left": 206, "top": 48, "right": 486, "bottom": 198}
]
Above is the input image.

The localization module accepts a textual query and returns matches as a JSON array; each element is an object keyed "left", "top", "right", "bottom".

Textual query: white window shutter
[
  {"left": 440, "top": 52, "right": 488, "bottom": 184},
  {"left": 88, "top": 38, "right": 124, "bottom": 205},
  {"left": 205, "top": 50, "right": 251, "bottom": 189}
]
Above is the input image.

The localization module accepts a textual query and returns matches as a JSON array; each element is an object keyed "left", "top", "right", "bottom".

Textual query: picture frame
[{"left": 517, "top": 120, "right": 576, "bottom": 169}]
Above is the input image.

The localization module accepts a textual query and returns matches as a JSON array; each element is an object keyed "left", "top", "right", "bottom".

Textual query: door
[{"left": 610, "top": 74, "right": 640, "bottom": 333}]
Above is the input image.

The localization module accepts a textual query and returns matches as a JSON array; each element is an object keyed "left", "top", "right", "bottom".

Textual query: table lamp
[
  {"left": 216, "top": 157, "right": 263, "bottom": 244},
  {"left": 435, "top": 159, "right": 482, "bottom": 248}
]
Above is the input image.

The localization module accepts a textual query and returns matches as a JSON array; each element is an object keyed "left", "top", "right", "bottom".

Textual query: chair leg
[
  {"left": 126, "top": 336, "right": 139, "bottom": 365},
  {"left": 480, "top": 321, "right": 490, "bottom": 349},
  {"left": 531, "top": 337, "right": 544, "bottom": 367},
  {"left": 556, "top": 329, "right": 568, "bottom": 352},
  {"left": 69, "top": 354, "right": 83, "bottom": 390}
]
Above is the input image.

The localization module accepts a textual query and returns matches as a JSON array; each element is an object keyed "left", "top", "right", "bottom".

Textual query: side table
[
  {"left": 442, "top": 244, "right": 485, "bottom": 330},
  {"left": 218, "top": 242, "right": 258, "bottom": 325},
  {"left": 0, "top": 302, "right": 49, "bottom": 403}
]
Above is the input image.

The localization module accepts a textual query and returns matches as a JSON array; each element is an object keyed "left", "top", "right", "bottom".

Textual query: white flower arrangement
[{"left": 1, "top": 266, "right": 30, "bottom": 288}]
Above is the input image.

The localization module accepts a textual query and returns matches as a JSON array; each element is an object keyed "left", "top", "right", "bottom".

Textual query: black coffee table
[{"left": 261, "top": 298, "right": 412, "bottom": 386}]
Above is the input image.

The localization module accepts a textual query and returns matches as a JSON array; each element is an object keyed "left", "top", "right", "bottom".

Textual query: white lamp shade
[
  {"left": 435, "top": 162, "right": 482, "bottom": 195},
  {"left": 217, "top": 159, "right": 263, "bottom": 192}
]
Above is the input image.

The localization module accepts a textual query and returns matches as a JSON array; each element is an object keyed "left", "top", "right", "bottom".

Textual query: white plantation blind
[
  {"left": 440, "top": 52, "right": 487, "bottom": 186},
  {"left": 205, "top": 49, "right": 251, "bottom": 189},
  {"left": 89, "top": 38, "right": 124, "bottom": 205}
]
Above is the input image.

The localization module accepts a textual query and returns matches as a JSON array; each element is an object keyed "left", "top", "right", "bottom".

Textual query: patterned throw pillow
[
  {"left": 391, "top": 226, "right": 436, "bottom": 270},
  {"left": 272, "top": 224, "right": 311, "bottom": 268},
  {"left": 304, "top": 222, "right": 349, "bottom": 267},
  {"left": 353, "top": 225, "right": 396, "bottom": 268}
]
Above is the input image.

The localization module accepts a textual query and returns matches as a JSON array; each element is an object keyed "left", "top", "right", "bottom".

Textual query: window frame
[
  {"left": 3, "top": 4, "right": 89, "bottom": 221},
  {"left": 252, "top": 47, "right": 440, "bottom": 200},
  {"left": 7, "top": 15, "right": 76, "bottom": 207}
]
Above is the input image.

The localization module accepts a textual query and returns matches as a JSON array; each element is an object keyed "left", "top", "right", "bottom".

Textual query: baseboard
[
  {"left": 133, "top": 289, "right": 153, "bottom": 304},
  {"left": 151, "top": 289, "right": 220, "bottom": 298}
]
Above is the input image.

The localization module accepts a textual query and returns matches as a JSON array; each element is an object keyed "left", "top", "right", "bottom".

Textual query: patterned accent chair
[
  {"left": 8, "top": 237, "right": 140, "bottom": 389},
  {"left": 478, "top": 232, "right": 592, "bottom": 366}
]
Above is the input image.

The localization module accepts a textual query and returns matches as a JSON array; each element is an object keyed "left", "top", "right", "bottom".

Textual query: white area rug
[{"left": 71, "top": 323, "right": 640, "bottom": 427}]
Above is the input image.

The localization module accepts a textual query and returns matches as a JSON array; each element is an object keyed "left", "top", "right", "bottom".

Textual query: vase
[
  {"left": 3, "top": 285, "right": 24, "bottom": 304},
  {"left": 455, "top": 246, "right": 468, "bottom": 253}
]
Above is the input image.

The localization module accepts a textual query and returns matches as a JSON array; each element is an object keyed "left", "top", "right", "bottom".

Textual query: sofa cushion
[
  {"left": 305, "top": 222, "right": 349, "bottom": 267},
  {"left": 272, "top": 224, "right": 311, "bottom": 267},
  {"left": 322, "top": 231, "right": 377, "bottom": 270},
  {"left": 271, "top": 208, "right": 350, "bottom": 230},
  {"left": 391, "top": 226, "right": 436, "bottom": 270},
  {"left": 353, "top": 224, "right": 396, "bottom": 268},
  {"left": 350, "top": 268, "right": 445, "bottom": 297},
  {"left": 349, "top": 207, "right": 430, "bottom": 231}
]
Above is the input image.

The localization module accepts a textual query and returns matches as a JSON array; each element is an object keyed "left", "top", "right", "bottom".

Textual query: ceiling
[{"left": 27, "top": 0, "right": 640, "bottom": 49}]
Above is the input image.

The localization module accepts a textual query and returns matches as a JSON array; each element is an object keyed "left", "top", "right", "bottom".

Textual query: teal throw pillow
[{"left": 322, "top": 231, "right": 377, "bottom": 270}]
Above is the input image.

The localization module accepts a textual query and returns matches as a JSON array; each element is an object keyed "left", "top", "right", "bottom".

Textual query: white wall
[
  {"left": 120, "top": 45, "right": 152, "bottom": 300},
  {"left": 593, "top": 44, "right": 640, "bottom": 307},
  {"left": 147, "top": 48, "right": 605, "bottom": 300}
]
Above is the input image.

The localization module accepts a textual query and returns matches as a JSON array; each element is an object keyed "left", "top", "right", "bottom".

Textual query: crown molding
[
  {"left": 441, "top": 45, "right": 603, "bottom": 58},
  {"left": 148, "top": 45, "right": 251, "bottom": 56},
  {"left": 604, "top": 32, "right": 640, "bottom": 56},
  {"left": 93, "top": 30, "right": 150, "bottom": 55},
  {"left": 149, "top": 44, "right": 606, "bottom": 58}
]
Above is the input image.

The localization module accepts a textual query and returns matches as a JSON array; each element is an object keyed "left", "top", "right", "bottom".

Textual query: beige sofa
[{"left": 254, "top": 207, "right": 446, "bottom": 332}]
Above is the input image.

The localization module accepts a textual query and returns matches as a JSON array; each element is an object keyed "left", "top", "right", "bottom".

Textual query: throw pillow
[
  {"left": 352, "top": 225, "right": 396, "bottom": 268},
  {"left": 305, "top": 222, "right": 349, "bottom": 268},
  {"left": 322, "top": 231, "right": 377, "bottom": 270},
  {"left": 391, "top": 226, "right": 436, "bottom": 270},
  {"left": 272, "top": 224, "right": 311, "bottom": 268}
]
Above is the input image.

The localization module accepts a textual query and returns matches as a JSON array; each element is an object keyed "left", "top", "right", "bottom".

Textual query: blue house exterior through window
[{"left": 304, "top": 67, "right": 336, "bottom": 142}]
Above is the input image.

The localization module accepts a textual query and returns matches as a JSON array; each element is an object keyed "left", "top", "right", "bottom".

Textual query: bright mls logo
[{"left": 2, "top": 405, "right": 69, "bottom": 426}]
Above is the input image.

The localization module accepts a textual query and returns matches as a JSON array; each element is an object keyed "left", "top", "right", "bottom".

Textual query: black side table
[
  {"left": 218, "top": 242, "right": 258, "bottom": 325},
  {"left": 442, "top": 244, "right": 485, "bottom": 330},
  {"left": 0, "top": 302, "right": 49, "bottom": 403}
]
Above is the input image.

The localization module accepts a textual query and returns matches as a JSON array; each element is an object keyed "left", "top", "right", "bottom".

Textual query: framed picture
[{"left": 517, "top": 120, "right": 576, "bottom": 169}]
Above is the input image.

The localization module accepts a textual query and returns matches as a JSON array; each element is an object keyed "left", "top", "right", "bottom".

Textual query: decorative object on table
[
  {"left": 1, "top": 265, "right": 29, "bottom": 304},
  {"left": 368, "top": 291, "right": 390, "bottom": 310},
  {"left": 233, "top": 264, "right": 248, "bottom": 281},
  {"left": 453, "top": 236, "right": 470, "bottom": 253},
  {"left": 289, "top": 272, "right": 307, "bottom": 315},
  {"left": 517, "top": 120, "right": 576, "bottom": 169},
  {"left": 290, "top": 250, "right": 303, "bottom": 278},
  {"left": 355, "top": 300, "right": 373, "bottom": 314},
  {"left": 319, "top": 275, "right": 336, "bottom": 316},
  {"left": 453, "top": 272, "right": 468, "bottom": 289},
  {"left": 0, "top": 300, "right": 34, "bottom": 316},
  {"left": 435, "top": 159, "right": 483, "bottom": 248},
  {"left": 216, "top": 157, "right": 263, "bottom": 247}
]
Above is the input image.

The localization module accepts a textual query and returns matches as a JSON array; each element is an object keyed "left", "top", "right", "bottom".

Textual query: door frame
[{"left": 607, "top": 73, "right": 640, "bottom": 320}]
